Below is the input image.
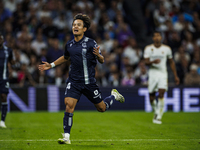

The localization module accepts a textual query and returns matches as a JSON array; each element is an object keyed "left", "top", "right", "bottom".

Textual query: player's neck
[
  {"left": 154, "top": 43, "right": 162, "bottom": 48},
  {"left": 74, "top": 34, "right": 84, "bottom": 42}
]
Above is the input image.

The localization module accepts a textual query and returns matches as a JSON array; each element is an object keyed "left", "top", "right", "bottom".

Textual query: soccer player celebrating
[
  {"left": 38, "top": 14, "right": 125, "bottom": 144},
  {"left": 0, "top": 33, "right": 15, "bottom": 128},
  {"left": 143, "top": 31, "right": 179, "bottom": 124}
]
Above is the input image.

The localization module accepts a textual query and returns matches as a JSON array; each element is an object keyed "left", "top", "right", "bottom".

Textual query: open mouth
[{"left": 74, "top": 30, "right": 79, "bottom": 33}]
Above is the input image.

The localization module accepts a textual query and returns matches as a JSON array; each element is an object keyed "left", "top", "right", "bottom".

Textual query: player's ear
[{"left": 83, "top": 27, "right": 87, "bottom": 32}]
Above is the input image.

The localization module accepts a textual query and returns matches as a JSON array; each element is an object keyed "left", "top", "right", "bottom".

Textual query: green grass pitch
[{"left": 0, "top": 111, "right": 199, "bottom": 150}]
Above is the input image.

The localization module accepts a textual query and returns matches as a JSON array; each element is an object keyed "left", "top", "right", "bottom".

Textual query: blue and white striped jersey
[
  {"left": 0, "top": 45, "right": 13, "bottom": 80},
  {"left": 64, "top": 36, "right": 101, "bottom": 84}
]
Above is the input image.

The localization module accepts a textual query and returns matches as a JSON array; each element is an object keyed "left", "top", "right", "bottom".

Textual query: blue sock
[
  {"left": 103, "top": 95, "right": 115, "bottom": 110},
  {"left": 1, "top": 103, "right": 8, "bottom": 121},
  {"left": 63, "top": 112, "right": 73, "bottom": 134}
]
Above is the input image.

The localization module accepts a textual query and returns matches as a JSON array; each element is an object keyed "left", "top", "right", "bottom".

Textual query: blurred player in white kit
[{"left": 143, "top": 31, "right": 179, "bottom": 124}]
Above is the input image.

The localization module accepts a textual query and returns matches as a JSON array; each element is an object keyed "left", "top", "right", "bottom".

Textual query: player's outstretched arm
[
  {"left": 93, "top": 46, "right": 104, "bottom": 64},
  {"left": 169, "top": 58, "right": 180, "bottom": 85},
  {"left": 38, "top": 61, "right": 51, "bottom": 71},
  {"left": 38, "top": 56, "right": 68, "bottom": 71}
]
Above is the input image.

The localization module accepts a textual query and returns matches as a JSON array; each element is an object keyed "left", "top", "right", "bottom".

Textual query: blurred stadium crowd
[{"left": 0, "top": 0, "right": 200, "bottom": 87}]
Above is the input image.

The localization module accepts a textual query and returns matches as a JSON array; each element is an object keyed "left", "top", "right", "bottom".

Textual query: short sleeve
[
  {"left": 92, "top": 40, "right": 102, "bottom": 55},
  {"left": 64, "top": 44, "right": 70, "bottom": 59},
  {"left": 167, "top": 47, "right": 173, "bottom": 59},
  {"left": 143, "top": 46, "right": 150, "bottom": 58}
]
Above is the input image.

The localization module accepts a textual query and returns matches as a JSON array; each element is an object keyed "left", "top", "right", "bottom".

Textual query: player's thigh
[
  {"left": 148, "top": 77, "right": 158, "bottom": 93},
  {"left": 82, "top": 83, "right": 102, "bottom": 104},
  {"left": 64, "top": 81, "right": 82, "bottom": 101},
  {"left": 157, "top": 77, "right": 167, "bottom": 91}
]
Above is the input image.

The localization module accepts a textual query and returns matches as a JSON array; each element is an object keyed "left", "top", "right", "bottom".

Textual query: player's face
[
  {"left": 153, "top": 33, "right": 162, "bottom": 43},
  {"left": 72, "top": 19, "right": 87, "bottom": 36}
]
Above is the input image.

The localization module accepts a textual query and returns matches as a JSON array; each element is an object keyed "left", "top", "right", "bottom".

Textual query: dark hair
[
  {"left": 153, "top": 30, "right": 162, "bottom": 35},
  {"left": 73, "top": 13, "right": 91, "bottom": 30}
]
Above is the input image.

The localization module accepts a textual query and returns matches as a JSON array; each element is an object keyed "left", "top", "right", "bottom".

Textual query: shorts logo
[
  {"left": 93, "top": 90, "right": 101, "bottom": 99},
  {"left": 70, "top": 43, "right": 72, "bottom": 47},
  {"left": 65, "top": 82, "right": 71, "bottom": 95}
]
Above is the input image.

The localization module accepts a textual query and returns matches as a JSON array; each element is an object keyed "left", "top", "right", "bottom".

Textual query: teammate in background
[
  {"left": 143, "top": 31, "right": 179, "bottom": 124},
  {"left": 38, "top": 14, "right": 125, "bottom": 144},
  {"left": 0, "top": 33, "right": 15, "bottom": 128}
]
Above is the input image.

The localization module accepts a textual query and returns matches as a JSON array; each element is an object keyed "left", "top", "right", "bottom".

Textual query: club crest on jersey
[
  {"left": 151, "top": 49, "right": 153, "bottom": 52},
  {"left": 94, "top": 90, "right": 98, "bottom": 95},
  {"left": 162, "top": 51, "right": 164, "bottom": 54},
  {"left": 82, "top": 43, "right": 87, "bottom": 48}
]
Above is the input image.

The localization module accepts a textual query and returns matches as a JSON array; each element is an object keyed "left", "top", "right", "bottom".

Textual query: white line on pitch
[{"left": 0, "top": 139, "right": 199, "bottom": 142}]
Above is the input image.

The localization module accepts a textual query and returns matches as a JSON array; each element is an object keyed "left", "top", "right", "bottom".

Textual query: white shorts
[{"left": 148, "top": 76, "right": 168, "bottom": 93}]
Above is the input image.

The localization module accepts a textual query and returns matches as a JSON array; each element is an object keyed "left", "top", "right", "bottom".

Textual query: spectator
[
  {"left": 53, "top": 12, "right": 68, "bottom": 31},
  {"left": 153, "top": 4, "right": 170, "bottom": 31},
  {"left": 174, "top": 46, "right": 190, "bottom": 64},
  {"left": 46, "top": 38, "right": 63, "bottom": 62},
  {"left": 43, "top": 18, "right": 58, "bottom": 38},
  {"left": 121, "top": 65, "right": 135, "bottom": 86},
  {"left": 37, "top": 4, "right": 51, "bottom": 20},
  {"left": 52, "top": 66, "right": 65, "bottom": 86},
  {"left": 123, "top": 37, "right": 142, "bottom": 67},
  {"left": 0, "top": 1, "right": 12, "bottom": 23},
  {"left": 135, "top": 64, "right": 148, "bottom": 85},
  {"left": 31, "top": 33, "right": 47, "bottom": 56},
  {"left": 108, "top": 63, "right": 121, "bottom": 87},
  {"left": 102, "top": 32, "right": 114, "bottom": 53},
  {"left": 18, "top": 64, "right": 36, "bottom": 87},
  {"left": 184, "top": 64, "right": 200, "bottom": 85}
]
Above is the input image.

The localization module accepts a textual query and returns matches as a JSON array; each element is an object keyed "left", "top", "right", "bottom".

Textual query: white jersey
[{"left": 144, "top": 44, "right": 172, "bottom": 78}]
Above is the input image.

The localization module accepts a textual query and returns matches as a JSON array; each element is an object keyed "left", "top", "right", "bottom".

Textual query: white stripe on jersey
[
  {"left": 82, "top": 48, "right": 89, "bottom": 84},
  {"left": 3, "top": 46, "right": 9, "bottom": 80}
]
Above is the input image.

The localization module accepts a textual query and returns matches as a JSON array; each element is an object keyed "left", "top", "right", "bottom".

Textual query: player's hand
[
  {"left": 93, "top": 46, "right": 100, "bottom": 57},
  {"left": 174, "top": 76, "right": 180, "bottom": 85},
  {"left": 38, "top": 61, "right": 51, "bottom": 71},
  {"left": 153, "top": 59, "right": 160, "bottom": 64}
]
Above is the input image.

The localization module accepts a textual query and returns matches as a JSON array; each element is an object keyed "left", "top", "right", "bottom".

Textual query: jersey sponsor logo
[{"left": 82, "top": 43, "right": 87, "bottom": 48}]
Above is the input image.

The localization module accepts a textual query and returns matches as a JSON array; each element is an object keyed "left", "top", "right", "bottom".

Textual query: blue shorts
[
  {"left": 64, "top": 81, "right": 102, "bottom": 104},
  {"left": 0, "top": 80, "right": 9, "bottom": 94}
]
